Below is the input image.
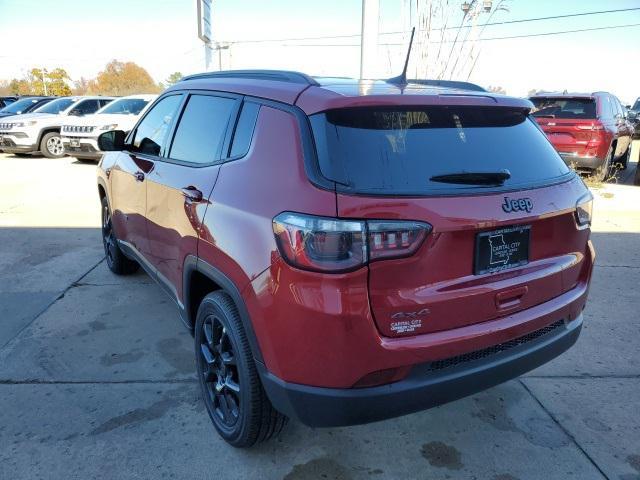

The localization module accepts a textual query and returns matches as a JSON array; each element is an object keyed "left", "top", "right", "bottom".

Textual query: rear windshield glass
[
  {"left": 530, "top": 97, "right": 596, "bottom": 119},
  {"left": 310, "top": 107, "right": 571, "bottom": 195}
]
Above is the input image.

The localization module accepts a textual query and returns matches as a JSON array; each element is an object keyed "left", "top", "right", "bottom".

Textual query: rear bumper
[
  {"left": 261, "top": 314, "right": 582, "bottom": 427},
  {"left": 558, "top": 152, "right": 605, "bottom": 170}
]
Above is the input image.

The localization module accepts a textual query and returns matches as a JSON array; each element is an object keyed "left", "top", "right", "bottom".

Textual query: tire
[
  {"left": 634, "top": 162, "right": 640, "bottom": 186},
  {"left": 40, "top": 132, "right": 65, "bottom": 158},
  {"left": 616, "top": 145, "right": 630, "bottom": 170},
  {"left": 592, "top": 146, "right": 613, "bottom": 182},
  {"left": 195, "top": 291, "right": 287, "bottom": 447},
  {"left": 101, "top": 196, "right": 139, "bottom": 275}
]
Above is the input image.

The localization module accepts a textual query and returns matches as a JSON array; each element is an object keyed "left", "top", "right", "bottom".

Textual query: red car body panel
[
  {"left": 197, "top": 105, "right": 336, "bottom": 292},
  {"left": 337, "top": 176, "right": 590, "bottom": 338}
]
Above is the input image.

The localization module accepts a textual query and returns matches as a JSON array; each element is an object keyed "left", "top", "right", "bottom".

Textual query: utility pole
[{"left": 359, "top": 0, "right": 379, "bottom": 79}]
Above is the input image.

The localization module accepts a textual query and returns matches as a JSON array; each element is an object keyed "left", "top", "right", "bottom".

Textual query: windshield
[
  {"left": 0, "top": 98, "right": 42, "bottom": 114},
  {"left": 34, "top": 98, "right": 74, "bottom": 114},
  {"left": 530, "top": 97, "right": 596, "bottom": 119},
  {"left": 99, "top": 98, "right": 150, "bottom": 115},
  {"left": 310, "top": 106, "right": 571, "bottom": 195},
  {"left": 633, "top": 99, "right": 640, "bottom": 111}
]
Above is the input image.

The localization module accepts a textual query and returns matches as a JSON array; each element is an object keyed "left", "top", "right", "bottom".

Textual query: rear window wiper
[{"left": 429, "top": 169, "right": 511, "bottom": 185}]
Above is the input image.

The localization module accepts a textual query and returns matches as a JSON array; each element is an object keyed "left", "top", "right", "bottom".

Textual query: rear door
[
  {"left": 311, "top": 105, "right": 590, "bottom": 338},
  {"left": 110, "top": 94, "right": 183, "bottom": 257},
  {"left": 145, "top": 92, "right": 239, "bottom": 301}
]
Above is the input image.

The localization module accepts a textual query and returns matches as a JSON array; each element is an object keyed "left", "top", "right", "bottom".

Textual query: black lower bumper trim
[
  {"left": 559, "top": 154, "right": 604, "bottom": 170},
  {"left": 259, "top": 315, "right": 582, "bottom": 427}
]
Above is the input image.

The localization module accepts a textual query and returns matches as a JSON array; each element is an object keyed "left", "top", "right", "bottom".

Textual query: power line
[
  {"left": 224, "top": 7, "right": 640, "bottom": 44},
  {"left": 260, "top": 22, "right": 640, "bottom": 47}
]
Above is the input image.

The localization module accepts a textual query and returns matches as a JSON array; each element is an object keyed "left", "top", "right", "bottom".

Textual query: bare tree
[{"left": 405, "top": 0, "right": 510, "bottom": 80}]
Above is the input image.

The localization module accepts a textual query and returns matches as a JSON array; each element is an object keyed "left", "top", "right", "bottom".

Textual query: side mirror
[
  {"left": 69, "top": 109, "right": 82, "bottom": 116},
  {"left": 98, "top": 130, "right": 126, "bottom": 151},
  {"left": 625, "top": 105, "right": 631, "bottom": 109}
]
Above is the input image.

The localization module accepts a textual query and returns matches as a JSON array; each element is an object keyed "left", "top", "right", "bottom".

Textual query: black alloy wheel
[{"left": 199, "top": 314, "right": 241, "bottom": 428}]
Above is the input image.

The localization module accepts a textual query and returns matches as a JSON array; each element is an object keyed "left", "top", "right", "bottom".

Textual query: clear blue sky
[{"left": 0, "top": 0, "right": 639, "bottom": 102}]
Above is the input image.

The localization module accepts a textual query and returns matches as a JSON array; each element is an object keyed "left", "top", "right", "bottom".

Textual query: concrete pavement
[{"left": 0, "top": 151, "right": 638, "bottom": 479}]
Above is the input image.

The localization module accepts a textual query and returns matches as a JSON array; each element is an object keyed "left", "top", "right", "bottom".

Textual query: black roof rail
[
  {"left": 408, "top": 79, "right": 486, "bottom": 92},
  {"left": 180, "top": 69, "right": 320, "bottom": 86}
]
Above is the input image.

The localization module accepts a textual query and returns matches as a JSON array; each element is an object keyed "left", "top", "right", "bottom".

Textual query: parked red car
[
  {"left": 97, "top": 70, "right": 595, "bottom": 447},
  {"left": 530, "top": 92, "right": 633, "bottom": 181}
]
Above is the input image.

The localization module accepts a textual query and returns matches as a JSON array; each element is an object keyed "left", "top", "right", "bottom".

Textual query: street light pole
[{"left": 359, "top": 0, "right": 379, "bottom": 79}]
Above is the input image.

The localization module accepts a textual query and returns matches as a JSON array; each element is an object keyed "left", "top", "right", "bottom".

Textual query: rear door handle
[{"left": 181, "top": 186, "right": 203, "bottom": 202}]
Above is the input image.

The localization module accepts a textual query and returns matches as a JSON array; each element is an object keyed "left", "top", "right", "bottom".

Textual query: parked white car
[
  {"left": 61, "top": 94, "right": 157, "bottom": 161},
  {"left": 0, "top": 96, "right": 115, "bottom": 158}
]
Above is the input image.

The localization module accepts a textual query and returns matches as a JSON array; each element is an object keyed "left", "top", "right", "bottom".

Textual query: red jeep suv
[
  {"left": 96, "top": 70, "right": 595, "bottom": 447},
  {"left": 530, "top": 91, "right": 633, "bottom": 181}
]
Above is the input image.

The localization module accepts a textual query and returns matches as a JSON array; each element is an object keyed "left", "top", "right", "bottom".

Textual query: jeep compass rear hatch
[{"left": 311, "top": 105, "right": 590, "bottom": 337}]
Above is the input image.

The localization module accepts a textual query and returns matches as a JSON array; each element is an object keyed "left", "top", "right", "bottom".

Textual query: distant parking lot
[{"left": 1, "top": 149, "right": 639, "bottom": 479}]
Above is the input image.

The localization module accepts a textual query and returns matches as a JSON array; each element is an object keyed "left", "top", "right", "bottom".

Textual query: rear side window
[
  {"left": 531, "top": 97, "right": 596, "bottom": 119},
  {"left": 169, "top": 94, "right": 236, "bottom": 164},
  {"left": 132, "top": 95, "right": 182, "bottom": 156},
  {"left": 73, "top": 99, "right": 100, "bottom": 115},
  {"left": 230, "top": 102, "right": 259, "bottom": 157},
  {"left": 310, "top": 106, "right": 571, "bottom": 195}
]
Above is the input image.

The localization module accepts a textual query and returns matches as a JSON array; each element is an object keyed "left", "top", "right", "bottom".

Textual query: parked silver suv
[{"left": 0, "top": 96, "right": 114, "bottom": 158}]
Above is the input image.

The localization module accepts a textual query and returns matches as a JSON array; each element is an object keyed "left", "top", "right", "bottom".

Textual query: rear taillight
[
  {"left": 273, "top": 212, "right": 431, "bottom": 273},
  {"left": 575, "top": 193, "right": 593, "bottom": 228}
]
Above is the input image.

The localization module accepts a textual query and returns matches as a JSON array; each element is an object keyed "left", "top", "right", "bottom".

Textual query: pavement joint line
[
  {"left": 72, "top": 282, "right": 153, "bottom": 287},
  {"left": 519, "top": 379, "right": 611, "bottom": 480},
  {"left": 0, "top": 257, "right": 106, "bottom": 351},
  {"left": 523, "top": 374, "right": 640, "bottom": 379},
  {"left": 0, "top": 379, "right": 197, "bottom": 385},
  {"left": 596, "top": 264, "right": 640, "bottom": 269}
]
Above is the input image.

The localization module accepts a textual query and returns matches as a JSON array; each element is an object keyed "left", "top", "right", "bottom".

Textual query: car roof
[
  {"left": 530, "top": 91, "right": 611, "bottom": 99},
  {"left": 171, "top": 69, "right": 532, "bottom": 114}
]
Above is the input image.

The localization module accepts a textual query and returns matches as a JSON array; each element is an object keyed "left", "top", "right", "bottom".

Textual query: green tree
[
  {"left": 164, "top": 71, "right": 183, "bottom": 87},
  {"left": 9, "top": 78, "right": 32, "bottom": 95},
  {"left": 89, "top": 60, "right": 161, "bottom": 95}
]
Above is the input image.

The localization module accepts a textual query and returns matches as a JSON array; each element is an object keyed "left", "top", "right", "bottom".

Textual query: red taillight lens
[
  {"left": 273, "top": 213, "right": 431, "bottom": 273},
  {"left": 273, "top": 213, "right": 367, "bottom": 272},
  {"left": 368, "top": 221, "right": 430, "bottom": 261}
]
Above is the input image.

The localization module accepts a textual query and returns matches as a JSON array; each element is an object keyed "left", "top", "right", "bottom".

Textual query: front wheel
[
  {"left": 40, "top": 132, "right": 65, "bottom": 158},
  {"left": 195, "top": 291, "right": 287, "bottom": 447}
]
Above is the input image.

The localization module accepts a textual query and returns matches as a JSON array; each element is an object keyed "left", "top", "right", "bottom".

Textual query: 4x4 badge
[{"left": 502, "top": 197, "right": 533, "bottom": 213}]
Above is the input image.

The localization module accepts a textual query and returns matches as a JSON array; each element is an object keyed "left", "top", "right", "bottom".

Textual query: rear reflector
[
  {"left": 273, "top": 212, "right": 431, "bottom": 273},
  {"left": 352, "top": 366, "right": 412, "bottom": 388}
]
